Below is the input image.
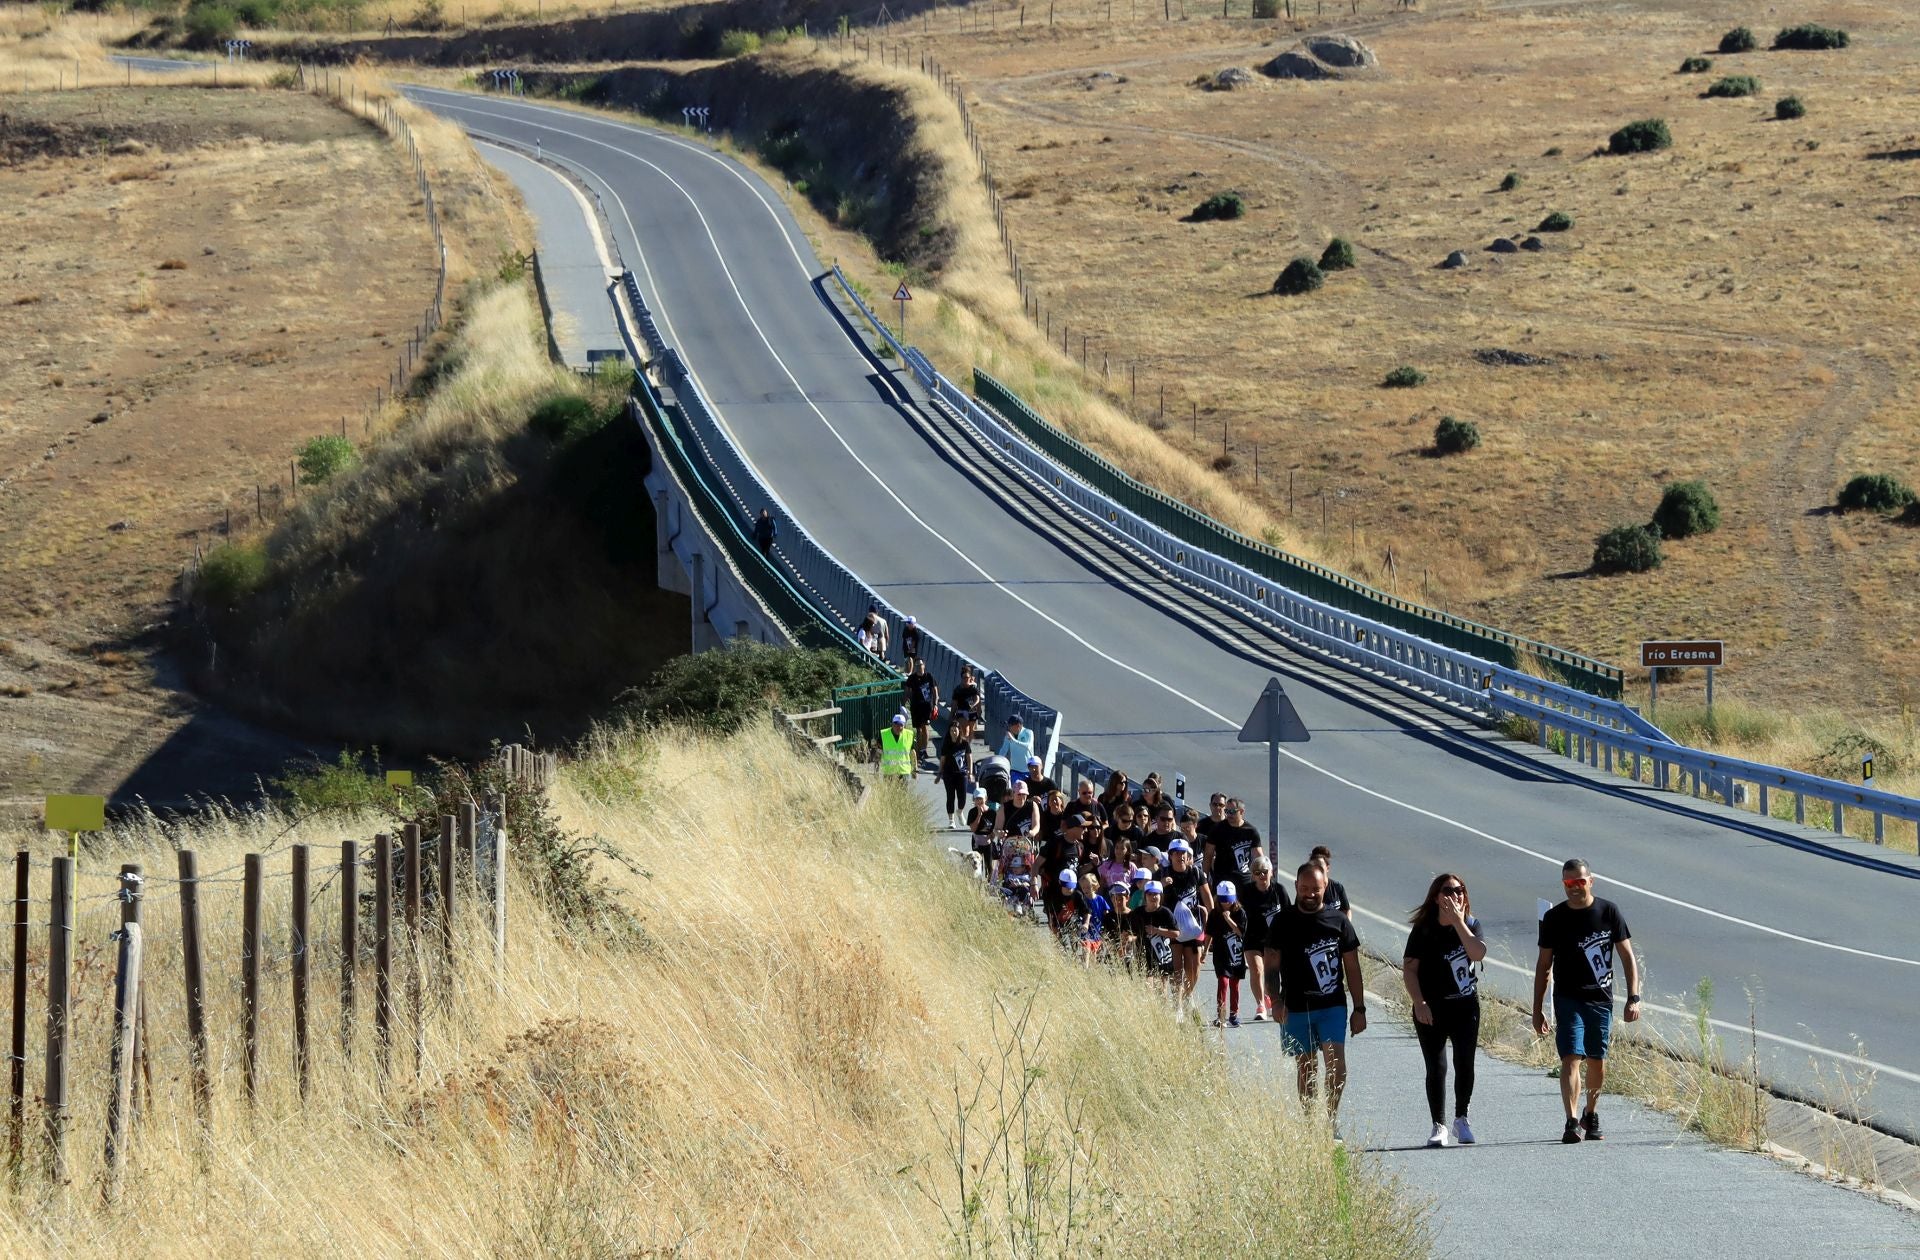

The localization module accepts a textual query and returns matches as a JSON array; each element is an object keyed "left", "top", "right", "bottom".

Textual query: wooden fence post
[
  {"left": 102, "top": 866, "right": 144, "bottom": 1204},
  {"left": 241, "top": 854, "right": 263, "bottom": 1107},
  {"left": 45, "top": 856, "right": 73, "bottom": 1184},
  {"left": 177, "top": 851, "right": 210, "bottom": 1128},
  {"left": 9, "top": 851, "right": 27, "bottom": 1183},
  {"left": 458, "top": 802, "right": 478, "bottom": 891},
  {"left": 374, "top": 834, "right": 392, "bottom": 1075},
  {"left": 490, "top": 797, "right": 507, "bottom": 986},
  {"left": 340, "top": 840, "right": 357, "bottom": 1059},
  {"left": 290, "top": 845, "right": 310, "bottom": 1100},
  {"left": 117, "top": 864, "right": 149, "bottom": 1128},
  {"left": 437, "top": 815, "right": 456, "bottom": 989},
  {"left": 403, "top": 824, "right": 423, "bottom": 1080}
]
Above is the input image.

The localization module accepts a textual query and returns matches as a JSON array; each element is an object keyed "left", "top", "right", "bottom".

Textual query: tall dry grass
[
  {"left": 0, "top": 722, "right": 1425, "bottom": 1255},
  {"left": 0, "top": 12, "right": 273, "bottom": 91}
]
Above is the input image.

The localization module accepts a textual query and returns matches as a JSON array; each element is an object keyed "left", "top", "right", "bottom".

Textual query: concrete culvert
[
  {"left": 1440, "top": 250, "right": 1469, "bottom": 269},
  {"left": 1303, "top": 35, "right": 1378, "bottom": 69},
  {"left": 1488, "top": 237, "right": 1520, "bottom": 253}
]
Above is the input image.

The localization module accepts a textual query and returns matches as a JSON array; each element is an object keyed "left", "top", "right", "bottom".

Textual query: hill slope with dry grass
[{"left": 0, "top": 721, "right": 1425, "bottom": 1256}]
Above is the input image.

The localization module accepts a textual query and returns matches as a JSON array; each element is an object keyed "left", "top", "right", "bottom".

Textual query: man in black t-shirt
[
  {"left": 950, "top": 665, "right": 983, "bottom": 732},
  {"left": 1308, "top": 845, "right": 1351, "bottom": 920},
  {"left": 1532, "top": 858, "right": 1641, "bottom": 1144},
  {"left": 1204, "top": 798, "right": 1262, "bottom": 885},
  {"left": 1273, "top": 863, "right": 1366, "bottom": 1131},
  {"left": 901, "top": 658, "right": 939, "bottom": 766}
]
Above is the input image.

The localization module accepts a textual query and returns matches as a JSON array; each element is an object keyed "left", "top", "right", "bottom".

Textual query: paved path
[{"left": 476, "top": 140, "right": 624, "bottom": 370}]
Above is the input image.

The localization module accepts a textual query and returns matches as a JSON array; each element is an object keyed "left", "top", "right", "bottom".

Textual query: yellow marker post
[
  {"left": 386, "top": 770, "right": 414, "bottom": 790},
  {"left": 45, "top": 794, "right": 106, "bottom": 925}
]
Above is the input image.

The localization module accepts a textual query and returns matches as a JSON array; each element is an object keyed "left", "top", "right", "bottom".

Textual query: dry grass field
[
  {"left": 0, "top": 76, "right": 441, "bottom": 809},
  {"left": 869, "top": 0, "right": 1920, "bottom": 726},
  {"left": 0, "top": 723, "right": 1425, "bottom": 1257}
]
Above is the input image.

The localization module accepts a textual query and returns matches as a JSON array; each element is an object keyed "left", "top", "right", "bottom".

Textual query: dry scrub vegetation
[{"left": 0, "top": 722, "right": 1424, "bottom": 1256}]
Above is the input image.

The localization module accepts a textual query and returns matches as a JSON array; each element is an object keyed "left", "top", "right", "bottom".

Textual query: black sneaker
[
  {"left": 1562, "top": 1117, "right": 1584, "bottom": 1144},
  {"left": 1581, "top": 1112, "right": 1603, "bottom": 1141}
]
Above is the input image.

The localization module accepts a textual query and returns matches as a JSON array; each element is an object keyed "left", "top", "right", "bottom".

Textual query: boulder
[
  {"left": 1261, "top": 49, "right": 1338, "bottom": 80},
  {"left": 1303, "top": 34, "right": 1378, "bottom": 69},
  {"left": 1520, "top": 236, "right": 1546, "bottom": 251},
  {"left": 1488, "top": 237, "right": 1520, "bottom": 253},
  {"left": 1441, "top": 250, "right": 1469, "bottom": 269},
  {"left": 1208, "top": 66, "right": 1257, "bottom": 91}
]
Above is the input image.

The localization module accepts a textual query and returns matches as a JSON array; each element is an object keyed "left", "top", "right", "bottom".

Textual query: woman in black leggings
[{"left": 1402, "top": 872, "right": 1488, "bottom": 1148}]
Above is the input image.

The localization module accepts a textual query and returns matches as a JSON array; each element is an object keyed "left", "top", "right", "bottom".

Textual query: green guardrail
[
  {"left": 973, "top": 371, "right": 1623, "bottom": 698},
  {"left": 632, "top": 383, "right": 884, "bottom": 677},
  {"left": 830, "top": 678, "right": 904, "bottom": 751}
]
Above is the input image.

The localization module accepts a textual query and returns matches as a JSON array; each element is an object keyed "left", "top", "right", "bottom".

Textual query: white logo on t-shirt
[
  {"left": 1580, "top": 931, "right": 1614, "bottom": 989},
  {"left": 1446, "top": 944, "right": 1475, "bottom": 997},
  {"left": 1306, "top": 939, "right": 1341, "bottom": 995}
]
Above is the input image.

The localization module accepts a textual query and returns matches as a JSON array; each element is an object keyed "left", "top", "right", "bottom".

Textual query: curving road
[{"left": 406, "top": 87, "right": 1920, "bottom": 1150}]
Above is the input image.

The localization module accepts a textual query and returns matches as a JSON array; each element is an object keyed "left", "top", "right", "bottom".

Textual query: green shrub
[
  {"left": 183, "top": 2, "right": 238, "bottom": 46},
  {"left": 1272, "top": 256, "right": 1323, "bottom": 296},
  {"left": 1190, "top": 191, "right": 1246, "bottom": 222},
  {"left": 621, "top": 642, "right": 873, "bottom": 734},
  {"left": 296, "top": 434, "right": 357, "bottom": 485},
  {"left": 1592, "top": 524, "right": 1663, "bottom": 574},
  {"left": 1609, "top": 118, "right": 1672, "bottom": 155},
  {"left": 528, "top": 393, "right": 610, "bottom": 443},
  {"left": 1718, "top": 26, "right": 1757, "bottom": 53},
  {"left": 1813, "top": 730, "right": 1892, "bottom": 780},
  {"left": 1498, "top": 171, "right": 1522, "bottom": 191},
  {"left": 198, "top": 541, "right": 268, "bottom": 606},
  {"left": 272, "top": 747, "right": 391, "bottom": 814},
  {"left": 1773, "top": 23, "right": 1848, "bottom": 50},
  {"left": 1705, "top": 75, "right": 1760, "bottom": 98},
  {"left": 716, "top": 28, "right": 761, "bottom": 57},
  {"left": 1382, "top": 365, "right": 1426, "bottom": 389},
  {"left": 1679, "top": 56, "right": 1713, "bottom": 73},
  {"left": 1319, "top": 236, "right": 1356, "bottom": 271},
  {"left": 1651, "top": 480, "right": 1720, "bottom": 539},
  {"left": 1538, "top": 210, "right": 1573, "bottom": 232},
  {"left": 1434, "top": 415, "right": 1480, "bottom": 454},
  {"left": 1251, "top": 0, "right": 1280, "bottom": 15},
  {"left": 232, "top": 0, "right": 280, "bottom": 24},
  {"left": 1775, "top": 95, "right": 1806, "bottom": 120},
  {"left": 1836, "top": 472, "right": 1915, "bottom": 513}
]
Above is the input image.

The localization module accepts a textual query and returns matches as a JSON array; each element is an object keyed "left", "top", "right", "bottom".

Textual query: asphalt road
[{"left": 408, "top": 87, "right": 1920, "bottom": 1146}]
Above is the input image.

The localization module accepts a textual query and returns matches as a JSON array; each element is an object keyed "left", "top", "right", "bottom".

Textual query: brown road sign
[{"left": 1640, "top": 640, "right": 1724, "bottom": 668}]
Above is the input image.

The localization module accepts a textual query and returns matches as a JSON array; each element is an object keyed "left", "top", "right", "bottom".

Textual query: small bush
[
  {"left": 1319, "top": 237, "right": 1356, "bottom": 270},
  {"left": 232, "top": 0, "right": 279, "bottom": 26},
  {"left": 1718, "top": 26, "right": 1757, "bottom": 54},
  {"left": 1190, "top": 191, "right": 1246, "bottom": 222},
  {"left": 1705, "top": 75, "right": 1760, "bottom": 98},
  {"left": 1382, "top": 365, "right": 1426, "bottom": 389},
  {"left": 716, "top": 29, "right": 761, "bottom": 57},
  {"left": 1434, "top": 416, "right": 1480, "bottom": 454},
  {"left": 1251, "top": 0, "right": 1280, "bottom": 15},
  {"left": 1537, "top": 210, "right": 1573, "bottom": 232},
  {"left": 1813, "top": 731, "right": 1892, "bottom": 781},
  {"left": 1773, "top": 23, "right": 1848, "bottom": 51},
  {"left": 1651, "top": 480, "right": 1720, "bottom": 539},
  {"left": 183, "top": 2, "right": 237, "bottom": 47},
  {"left": 296, "top": 434, "right": 357, "bottom": 486},
  {"left": 621, "top": 642, "right": 872, "bottom": 734},
  {"left": 273, "top": 748, "right": 390, "bottom": 815},
  {"left": 1609, "top": 118, "right": 1672, "bottom": 155},
  {"left": 1211, "top": 453, "right": 1236, "bottom": 472},
  {"left": 1679, "top": 56, "right": 1713, "bottom": 73},
  {"left": 1592, "top": 524, "right": 1663, "bottom": 574},
  {"left": 198, "top": 542, "right": 268, "bottom": 607},
  {"left": 1498, "top": 171, "right": 1522, "bottom": 191},
  {"left": 1543, "top": 146, "right": 1563, "bottom": 157},
  {"left": 1272, "top": 257, "right": 1323, "bottom": 296},
  {"left": 1775, "top": 95, "right": 1806, "bottom": 120},
  {"left": 1836, "top": 473, "right": 1915, "bottom": 514},
  {"left": 528, "top": 393, "right": 610, "bottom": 444}
]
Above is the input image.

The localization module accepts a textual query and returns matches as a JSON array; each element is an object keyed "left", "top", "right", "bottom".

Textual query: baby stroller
[
  {"left": 977, "top": 755, "right": 1013, "bottom": 805},
  {"left": 998, "top": 843, "right": 1038, "bottom": 919}
]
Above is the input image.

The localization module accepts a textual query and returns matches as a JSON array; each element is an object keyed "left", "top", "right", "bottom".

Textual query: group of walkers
[{"left": 872, "top": 634, "right": 1642, "bottom": 1147}]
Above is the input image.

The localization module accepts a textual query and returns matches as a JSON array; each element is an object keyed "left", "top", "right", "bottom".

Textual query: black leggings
[
  {"left": 1415, "top": 997, "right": 1480, "bottom": 1123},
  {"left": 943, "top": 774, "right": 969, "bottom": 813}
]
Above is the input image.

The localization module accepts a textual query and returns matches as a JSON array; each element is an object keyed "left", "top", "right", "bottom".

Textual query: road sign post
[
  {"left": 1640, "top": 640, "right": 1724, "bottom": 720},
  {"left": 1236, "top": 677, "right": 1310, "bottom": 868},
  {"left": 893, "top": 280, "right": 912, "bottom": 337}
]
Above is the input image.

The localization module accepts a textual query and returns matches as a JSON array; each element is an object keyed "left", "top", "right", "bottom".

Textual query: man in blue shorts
[
  {"left": 1532, "top": 857, "right": 1641, "bottom": 1143},
  {"left": 1273, "top": 862, "right": 1366, "bottom": 1135}
]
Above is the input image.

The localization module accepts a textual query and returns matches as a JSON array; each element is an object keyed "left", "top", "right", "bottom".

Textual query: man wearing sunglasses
[
  {"left": 1532, "top": 858, "right": 1640, "bottom": 1144},
  {"left": 1203, "top": 798, "right": 1261, "bottom": 886}
]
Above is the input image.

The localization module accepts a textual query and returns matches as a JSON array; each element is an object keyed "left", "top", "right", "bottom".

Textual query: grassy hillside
[{"left": 0, "top": 721, "right": 1425, "bottom": 1255}]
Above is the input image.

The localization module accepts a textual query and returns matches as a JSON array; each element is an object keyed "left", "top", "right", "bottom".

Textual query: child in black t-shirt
[{"left": 1207, "top": 881, "right": 1249, "bottom": 1027}]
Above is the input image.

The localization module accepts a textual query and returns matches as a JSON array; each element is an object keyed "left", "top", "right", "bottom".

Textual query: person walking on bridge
[
  {"left": 1532, "top": 858, "right": 1640, "bottom": 1144},
  {"left": 752, "top": 507, "right": 777, "bottom": 559},
  {"left": 900, "top": 615, "right": 923, "bottom": 672},
  {"left": 902, "top": 658, "right": 939, "bottom": 767},
  {"left": 1000, "top": 716, "right": 1036, "bottom": 782},
  {"left": 1274, "top": 862, "right": 1366, "bottom": 1136},
  {"left": 1404, "top": 872, "right": 1487, "bottom": 1148}
]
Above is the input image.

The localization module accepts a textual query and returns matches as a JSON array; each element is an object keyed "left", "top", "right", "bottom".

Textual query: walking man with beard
[
  {"left": 1274, "top": 862, "right": 1366, "bottom": 1137},
  {"left": 1532, "top": 858, "right": 1641, "bottom": 1144}
]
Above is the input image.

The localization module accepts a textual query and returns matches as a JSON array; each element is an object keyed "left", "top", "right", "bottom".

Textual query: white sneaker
[
  {"left": 1453, "top": 1117, "right": 1476, "bottom": 1145},
  {"left": 1426, "top": 1122, "right": 1449, "bottom": 1149}
]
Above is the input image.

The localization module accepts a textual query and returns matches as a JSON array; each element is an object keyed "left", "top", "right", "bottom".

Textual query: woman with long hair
[
  {"left": 1098, "top": 770, "right": 1132, "bottom": 819},
  {"left": 1402, "top": 872, "right": 1488, "bottom": 1147}
]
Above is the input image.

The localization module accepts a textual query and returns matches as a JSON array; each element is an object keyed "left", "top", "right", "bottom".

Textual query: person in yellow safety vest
[{"left": 880, "top": 712, "right": 916, "bottom": 781}]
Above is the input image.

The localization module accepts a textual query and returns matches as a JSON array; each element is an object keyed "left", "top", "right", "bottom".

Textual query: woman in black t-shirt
[
  {"left": 1402, "top": 872, "right": 1488, "bottom": 1148},
  {"left": 1098, "top": 771, "right": 1132, "bottom": 820},
  {"left": 1238, "top": 855, "right": 1289, "bottom": 1022}
]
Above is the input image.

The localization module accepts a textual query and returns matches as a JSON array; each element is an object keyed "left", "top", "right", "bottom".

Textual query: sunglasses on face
[
  {"left": 1440, "top": 885, "right": 1464, "bottom": 895},
  {"left": 1562, "top": 877, "right": 1590, "bottom": 888}
]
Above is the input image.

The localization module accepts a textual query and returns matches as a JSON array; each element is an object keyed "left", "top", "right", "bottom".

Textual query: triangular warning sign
[
  {"left": 1236, "top": 677, "right": 1310, "bottom": 744},
  {"left": 893, "top": 282, "right": 913, "bottom": 302}
]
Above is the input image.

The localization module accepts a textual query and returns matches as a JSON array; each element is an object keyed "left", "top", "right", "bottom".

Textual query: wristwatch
[{"left": 1626, "top": 993, "right": 1642, "bottom": 1005}]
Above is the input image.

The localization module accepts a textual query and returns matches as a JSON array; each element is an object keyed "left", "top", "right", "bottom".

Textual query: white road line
[{"left": 413, "top": 88, "right": 1920, "bottom": 990}]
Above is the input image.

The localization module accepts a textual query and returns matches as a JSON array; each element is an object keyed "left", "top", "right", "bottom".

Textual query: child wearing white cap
[
  {"left": 1130, "top": 880, "right": 1179, "bottom": 987},
  {"left": 1208, "top": 881, "right": 1249, "bottom": 1028}
]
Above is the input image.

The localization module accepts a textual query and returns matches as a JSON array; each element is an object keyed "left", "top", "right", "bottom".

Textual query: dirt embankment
[{"left": 523, "top": 59, "right": 955, "bottom": 275}]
